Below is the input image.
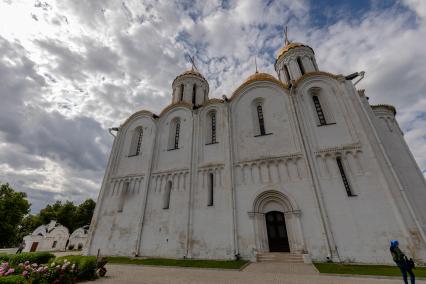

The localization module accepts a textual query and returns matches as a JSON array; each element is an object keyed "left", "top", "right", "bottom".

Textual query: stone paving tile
[{"left": 95, "top": 263, "right": 426, "bottom": 284}]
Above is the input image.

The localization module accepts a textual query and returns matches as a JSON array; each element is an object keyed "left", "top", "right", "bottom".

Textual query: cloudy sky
[{"left": 0, "top": 0, "right": 425, "bottom": 213}]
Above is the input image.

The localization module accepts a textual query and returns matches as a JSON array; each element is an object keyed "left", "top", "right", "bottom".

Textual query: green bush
[
  {"left": 0, "top": 275, "right": 26, "bottom": 284},
  {"left": 53, "top": 255, "right": 97, "bottom": 281},
  {"left": 0, "top": 252, "right": 54, "bottom": 266}
]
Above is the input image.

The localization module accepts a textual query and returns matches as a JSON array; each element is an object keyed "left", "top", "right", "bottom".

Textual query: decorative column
[{"left": 284, "top": 210, "right": 305, "bottom": 253}]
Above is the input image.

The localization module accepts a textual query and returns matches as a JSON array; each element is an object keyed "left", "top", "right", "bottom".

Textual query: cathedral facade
[{"left": 85, "top": 37, "right": 426, "bottom": 264}]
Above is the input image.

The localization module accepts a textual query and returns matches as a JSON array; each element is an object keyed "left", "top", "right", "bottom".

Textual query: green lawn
[
  {"left": 107, "top": 257, "right": 248, "bottom": 269},
  {"left": 314, "top": 263, "right": 426, "bottom": 278}
]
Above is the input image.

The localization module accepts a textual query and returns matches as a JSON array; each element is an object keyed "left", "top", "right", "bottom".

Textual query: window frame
[
  {"left": 128, "top": 127, "right": 143, "bottom": 157},
  {"left": 207, "top": 173, "right": 214, "bottom": 206},
  {"left": 312, "top": 95, "right": 327, "bottom": 126},
  {"left": 168, "top": 118, "right": 181, "bottom": 151},
  {"left": 163, "top": 181, "right": 172, "bottom": 209},
  {"left": 192, "top": 84, "right": 197, "bottom": 105},
  {"left": 336, "top": 157, "right": 356, "bottom": 197},
  {"left": 252, "top": 101, "right": 273, "bottom": 137},
  {"left": 205, "top": 110, "right": 219, "bottom": 145}
]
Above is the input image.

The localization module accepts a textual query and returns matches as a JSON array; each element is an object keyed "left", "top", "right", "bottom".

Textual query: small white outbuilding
[
  {"left": 68, "top": 226, "right": 89, "bottom": 250},
  {"left": 23, "top": 220, "right": 69, "bottom": 252}
]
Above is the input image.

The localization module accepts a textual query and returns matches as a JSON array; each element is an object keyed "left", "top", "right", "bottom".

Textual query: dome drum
[
  {"left": 172, "top": 69, "right": 209, "bottom": 106},
  {"left": 275, "top": 43, "right": 318, "bottom": 85}
]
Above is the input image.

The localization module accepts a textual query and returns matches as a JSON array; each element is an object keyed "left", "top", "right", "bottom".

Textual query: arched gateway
[{"left": 249, "top": 190, "right": 306, "bottom": 254}]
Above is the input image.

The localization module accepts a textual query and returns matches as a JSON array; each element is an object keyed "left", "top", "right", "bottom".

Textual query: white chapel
[{"left": 85, "top": 34, "right": 426, "bottom": 264}]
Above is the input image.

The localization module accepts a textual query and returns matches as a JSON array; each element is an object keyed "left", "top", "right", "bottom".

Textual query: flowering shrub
[
  {"left": 0, "top": 252, "right": 54, "bottom": 266},
  {"left": 53, "top": 256, "right": 97, "bottom": 281},
  {"left": 0, "top": 257, "right": 97, "bottom": 284}
]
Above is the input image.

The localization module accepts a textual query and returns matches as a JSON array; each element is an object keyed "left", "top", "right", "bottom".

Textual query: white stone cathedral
[{"left": 85, "top": 35, "right": 426, "bottom": 264}]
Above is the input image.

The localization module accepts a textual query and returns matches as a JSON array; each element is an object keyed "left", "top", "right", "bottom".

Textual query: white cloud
[{"left": 0, "top": 0, "right": 425, "bottom": 212}]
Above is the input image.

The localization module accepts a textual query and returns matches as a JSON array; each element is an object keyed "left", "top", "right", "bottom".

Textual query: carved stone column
[
  {"left": 249, "top": 212, "right": 268, "bottom": 253},
  {"left": 284, "top": 210, "right": 305, "bottom": 253}
]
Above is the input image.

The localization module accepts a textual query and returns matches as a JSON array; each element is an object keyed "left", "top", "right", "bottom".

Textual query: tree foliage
[
  {"left": 0, "top": 182, "right": 96, "bottom": 247},
  {"left": 38, "top": 200, "right": 95, "bottom": 233},
  {"left": 0, "top": 183, "right": 31, "bottom": 247}
]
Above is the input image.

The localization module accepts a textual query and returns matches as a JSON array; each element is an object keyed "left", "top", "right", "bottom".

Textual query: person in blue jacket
[{"left": 390, "top": 240, "right": 415, "bottom": 284}]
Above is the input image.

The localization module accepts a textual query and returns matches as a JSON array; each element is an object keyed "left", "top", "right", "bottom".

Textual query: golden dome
[
  {"left": 242, "top": 72, "right": 280, "bottom": 85},
  {"left": 276, "top": 42, "right": 314, "bottom": 61},
  {"left": 231, "top": 72, "right": 288, "bottom": 99},
  {"left": 172, "top": 68, "right": 207, "bottom": 85},
  {"left": 181, "top": 69, "right": 204, "bottom": 77}
]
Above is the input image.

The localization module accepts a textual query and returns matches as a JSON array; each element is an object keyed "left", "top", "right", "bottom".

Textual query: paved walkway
[{"left": 95, "top": 263, "right": 425, "bottom": 284}]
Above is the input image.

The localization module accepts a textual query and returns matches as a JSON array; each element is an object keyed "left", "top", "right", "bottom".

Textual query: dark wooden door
[
  {"left": 265, "top": 211, "right": 290, "bottom": 252},
  {"left": 30, "top": 242, "right": 38, "bottom": 252}
]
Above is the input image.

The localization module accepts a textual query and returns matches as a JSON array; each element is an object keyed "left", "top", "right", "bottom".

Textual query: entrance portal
[
  {"left": 30, "top": 242, "right": 38, "bottom": 252},
  {"left": 265, "top": 211, "right": 290, "bottom": 252}
]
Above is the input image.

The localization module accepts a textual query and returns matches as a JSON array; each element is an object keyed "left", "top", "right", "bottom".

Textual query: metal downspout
[
  {"left": 135, "top": 120, "right": 159, "bottom": 256},
  {"left": 225, "top": 100, "right": 239, "bottom": 257}
]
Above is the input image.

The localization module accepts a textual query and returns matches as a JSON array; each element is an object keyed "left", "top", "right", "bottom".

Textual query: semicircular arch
[{"left": 252, "top": 190, "right": 299, "bottom": 214}]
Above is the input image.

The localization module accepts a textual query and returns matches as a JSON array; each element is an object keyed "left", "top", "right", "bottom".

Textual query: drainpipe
[
  {"left": 224, "top": 97, "right": 239, "bottom": 258},
  {"left": 135, "top": 118, "right": 159, "bottom": 256},
  {"left": 185, "top": 109, "right": 197, "bottom": 258},
  {"left": 289, "top": 85, "right": 340, "bottom": 261}
]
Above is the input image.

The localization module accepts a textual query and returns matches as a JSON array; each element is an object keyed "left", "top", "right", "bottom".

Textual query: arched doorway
[
  {"left": 265, "top": 211, "right": 290, "bottom": 252},
  {"left": 249, "top": 190, "right": 305, "bottom": 254}
]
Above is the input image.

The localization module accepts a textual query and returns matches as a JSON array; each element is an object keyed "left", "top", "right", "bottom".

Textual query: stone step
[{"left": 256, "top": 253, "right": 304, "bottom": 263}]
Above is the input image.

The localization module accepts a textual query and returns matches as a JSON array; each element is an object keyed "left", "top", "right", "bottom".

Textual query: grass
[
  {"left": 314, "top": 263, "right": 426, "bottom": 278},
  {"left": 107, "top": 256, "right": 249, "bottom": 269}
]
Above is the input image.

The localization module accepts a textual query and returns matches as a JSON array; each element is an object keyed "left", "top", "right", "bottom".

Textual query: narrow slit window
[
  {"left": 257, "top": 104, "right": 266, "bottom": 135},
  {"left": 180, "top": 84, "right": 184, "bottom": 101},
  {"left": 192, "top": 84, "right": 196, "bottom": 105},
  {"left": 283, "top": 64, "right": 291, "bottom": 82},
  {"left": 129, "top": 127, "right": 143, "bottom": 156},
  {"left": 135, "top": 129, "right": 143, "bottom": 155},
  {"left": 211, "top": 112, "right": 217, "bottom": 144},
  {"left": 208, "top": 173, "right": 214, "bottom": 206},
  {"left": 312, "top": 95, "right": 327, "bottom": 125},
  {"left": 336, "top": 157, "right": 354, "bottom": 196},
  {"left": 174, "top": 121, "right": 180, "bottom": 149},
  {"left": 163, "top": 181, "right": 172, "bottom": 209},
  {"left": 297, "top": 57, "right": 305, "bottom": 75}
]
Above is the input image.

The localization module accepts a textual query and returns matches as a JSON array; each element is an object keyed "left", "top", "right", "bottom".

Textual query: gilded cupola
[{"left": 274, "top": 27, "right": 318, "bottom": 85}]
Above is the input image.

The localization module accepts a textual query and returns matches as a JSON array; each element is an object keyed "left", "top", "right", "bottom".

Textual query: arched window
[
  {"left": 168, "top": 118, "right": 181, "bottom": 150},
  {"left": 207, "top": 173, "right": 214, "bottom": 206},
  {"left": 174, "top": 121, "right": 180, "bottom": 149},
  {"left": 129, "top": 127, "right": 143, "bottom": 156},
  {"left": 206, "top": 111, "right": 217, "bottom": 144},
  {"left": 256, "top": 104, "right": 266, "bottom": 136},
  {"left": 192, "top": 84, "right": 197, "bottom": 105},
  {"left": 336, "top": 157, "right": 355, "bottom": 197},
  {"left": 180, "top": 84, "right": 184, "bottom": 101},
  {"left": 312, "top": 95, "right": 327, "bottom": 125},
  {"left": 297, "top": 57, "right": 305, "bottom": 75},
  {"left": 283, "top": 64, "right": 291, "bottom": 83},
  {"left": 163, "top": 181, "right": 172, "bottom": 209}
]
